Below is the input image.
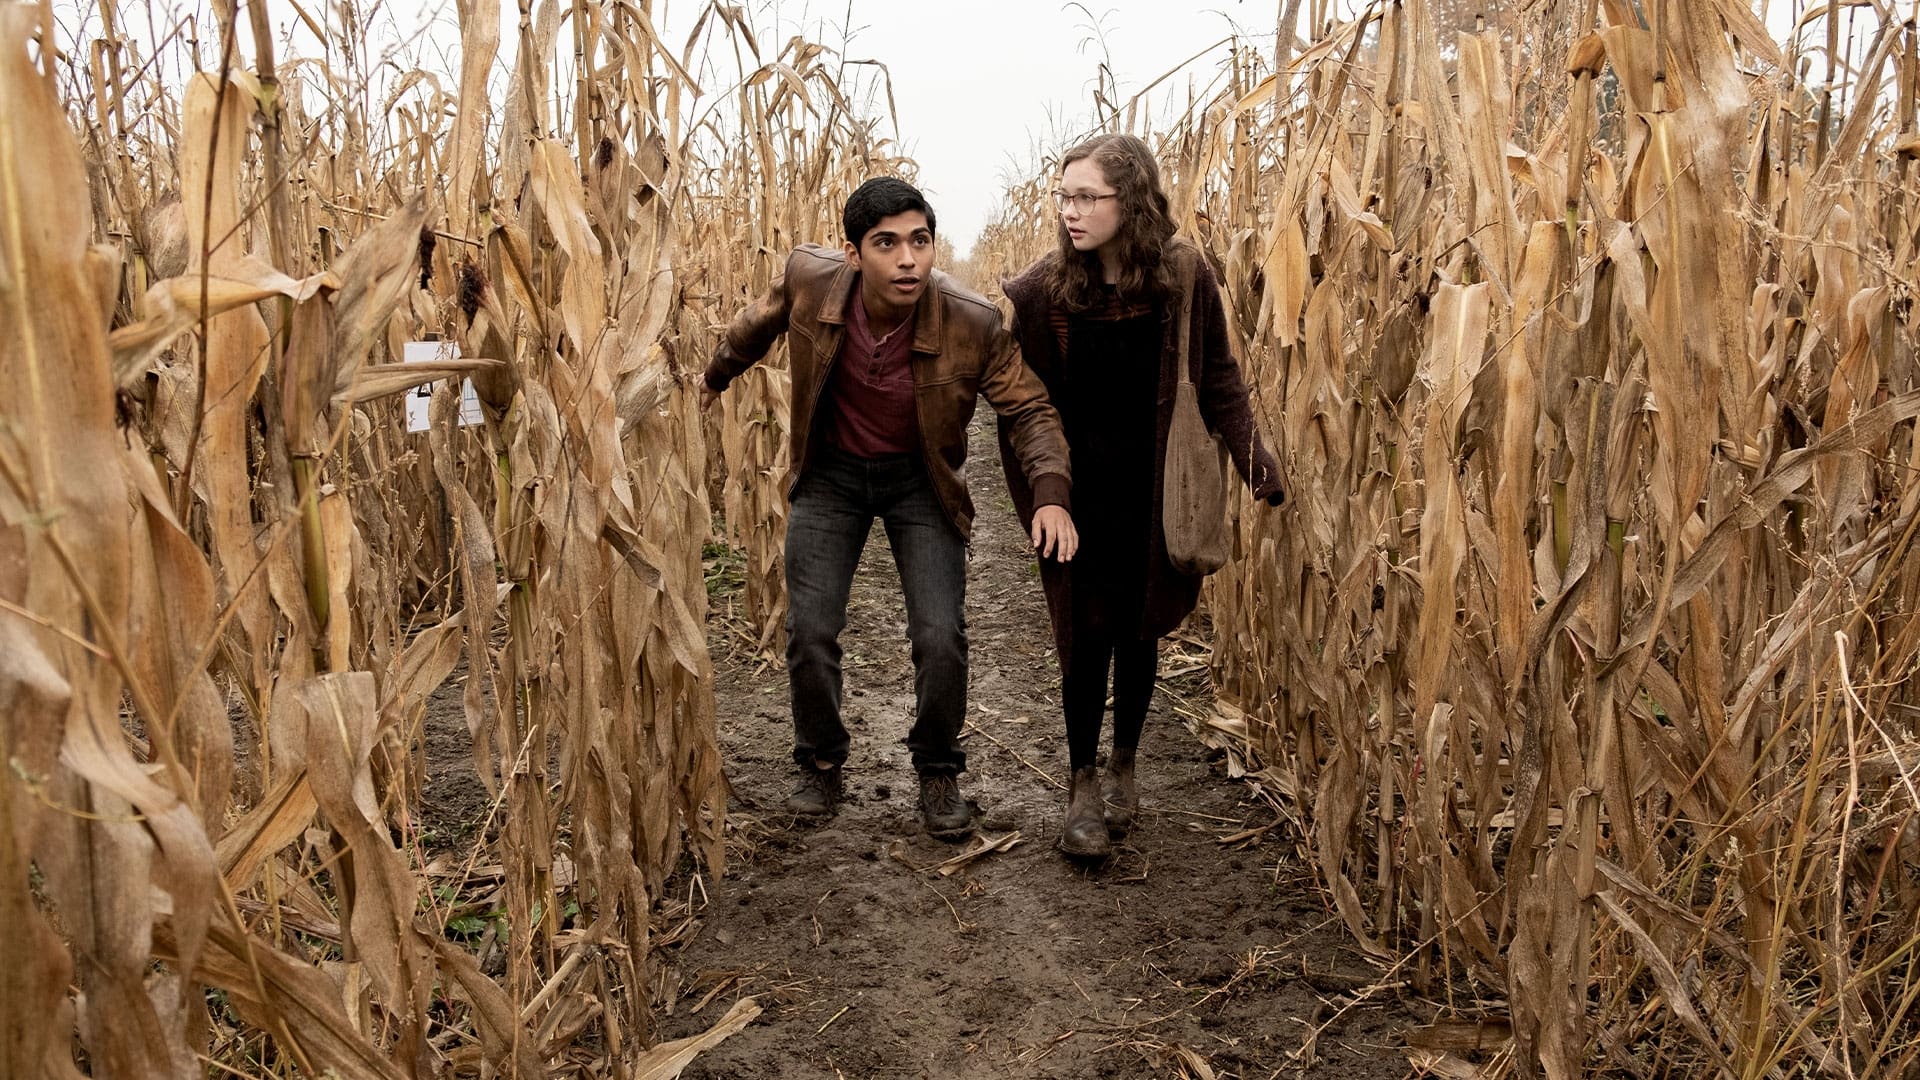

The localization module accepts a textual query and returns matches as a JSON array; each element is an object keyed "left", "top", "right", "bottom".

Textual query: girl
[{"left": 999, "top": 134, "right": 1284, "bottom": 858}]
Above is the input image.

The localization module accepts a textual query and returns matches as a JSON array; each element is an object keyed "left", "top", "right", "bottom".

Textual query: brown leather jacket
[{"left": 704, "top": 244, "right": 1070, "bottom": 540}]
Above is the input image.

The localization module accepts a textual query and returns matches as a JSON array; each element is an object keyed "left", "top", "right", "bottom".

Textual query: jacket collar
[
  {"left": 910, "top": 273, "right": 945, "bottom": 355},
  {"left": 818, "top": 257, "right": 857, "bottom": 327},
  {"left": 818, "top": 258, "right": 945, "bottom": 354}
]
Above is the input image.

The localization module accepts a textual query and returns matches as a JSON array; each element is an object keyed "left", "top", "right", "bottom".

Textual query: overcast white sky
[{"left": 687, "top": 1, "right": 1280, "bottom": 252}]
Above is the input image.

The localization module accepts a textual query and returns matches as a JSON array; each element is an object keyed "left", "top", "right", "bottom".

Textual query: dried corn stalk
[{"left": 4, "top": 0, "right": 898, "bottom": 1071}]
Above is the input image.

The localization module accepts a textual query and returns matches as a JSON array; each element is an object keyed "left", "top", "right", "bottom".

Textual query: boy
[{"left": 702, "top": 178, "right": 1076, "bottom": 839}]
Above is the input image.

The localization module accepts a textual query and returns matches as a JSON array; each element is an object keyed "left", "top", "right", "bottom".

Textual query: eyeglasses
[{"left": 1050, "top": 190, "right": 1119, "bottom": 213}]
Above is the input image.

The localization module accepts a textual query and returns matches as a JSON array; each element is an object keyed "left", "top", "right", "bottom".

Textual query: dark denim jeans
[{"left": 785, "top": 446, "right": 968, "bottom": 775}]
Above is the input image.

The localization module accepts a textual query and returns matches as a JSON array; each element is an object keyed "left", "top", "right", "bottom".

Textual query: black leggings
[{"left": 1063, "top": 623, "right": 1160, "bottom": 772}]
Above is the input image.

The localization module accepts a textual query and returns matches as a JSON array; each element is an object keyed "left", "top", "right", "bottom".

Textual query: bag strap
[{"left": 1173, "top": 244, "right": 1198, "bottom": 388}]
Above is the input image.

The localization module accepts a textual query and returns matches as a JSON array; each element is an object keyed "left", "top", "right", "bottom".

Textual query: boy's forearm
[
  {"left": 982, "top": 334, "right": 1073, "bottom": 502},
  {"left": 703, "top": 261, "right": 796, "bottom": 392}
]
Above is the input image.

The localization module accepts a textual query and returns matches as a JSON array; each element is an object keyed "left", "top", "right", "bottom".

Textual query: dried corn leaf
[{"left": 633, "top": 996, "right": 761, "bottom": 1079}]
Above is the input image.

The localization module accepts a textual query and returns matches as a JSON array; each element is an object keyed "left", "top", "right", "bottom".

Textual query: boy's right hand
[{"left": 1030, "top": 505, "right": 1078, "bottom": 562}]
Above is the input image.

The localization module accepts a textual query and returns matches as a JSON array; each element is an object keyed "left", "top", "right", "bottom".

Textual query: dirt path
[{"left": 657, "top": 421, "right": 1419, "bottom": 1079}]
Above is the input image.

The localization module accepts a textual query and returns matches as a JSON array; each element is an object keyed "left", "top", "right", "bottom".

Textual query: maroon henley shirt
[{"left": 824, "top": 286, "right": 920, "bottom": 457}]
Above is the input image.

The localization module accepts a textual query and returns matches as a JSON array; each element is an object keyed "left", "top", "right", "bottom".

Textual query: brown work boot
[
  {"left": 784, "top": 764, "right": 843, "bottom": 817},
  {"left": 1103, "top": 747, "right": 1138, "bottom": 835},
  {"left": 1057, "top": 766, "right": 1110, "bottom": 859},
  {"left": 918, "top": 772, "right": 973, "bottom": 841}
]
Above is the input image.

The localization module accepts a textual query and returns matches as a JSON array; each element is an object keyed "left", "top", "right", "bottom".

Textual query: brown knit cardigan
[{"left": 996, "top": 242, "right": 1284, "bottom": 667}]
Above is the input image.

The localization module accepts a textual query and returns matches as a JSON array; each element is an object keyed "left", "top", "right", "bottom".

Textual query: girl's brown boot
[
  {"left": 1059, "top": 766, "right": 1111, "bottom": 859},
  {"left": 1103, "top": 747, "right": 1137, "bottom": 835}
]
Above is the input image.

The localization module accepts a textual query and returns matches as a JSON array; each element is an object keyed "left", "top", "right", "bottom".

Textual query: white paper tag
[{"left": 402, "top": 340, "right": 483, "bottom": 432}]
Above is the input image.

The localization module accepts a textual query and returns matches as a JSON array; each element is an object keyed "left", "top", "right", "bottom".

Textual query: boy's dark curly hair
[{"left": 842, "top": 177, "right": 936, "bottom": 247}]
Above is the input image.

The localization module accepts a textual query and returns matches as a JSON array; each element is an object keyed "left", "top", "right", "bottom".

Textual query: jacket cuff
[
  {"left": 703, "top": 343, "right": 736, "bottom": 392},
  {"left": 1031, "top": 473, "right": 1071, "bottom": 514}
]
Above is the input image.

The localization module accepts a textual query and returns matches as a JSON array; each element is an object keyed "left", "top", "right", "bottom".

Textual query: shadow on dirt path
[{"left": 656, "top": 419, "right": 1422, "bottom": 1079}]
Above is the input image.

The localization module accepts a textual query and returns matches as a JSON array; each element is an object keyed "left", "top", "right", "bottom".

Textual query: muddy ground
[{"left": 644, "top": 422, "right": 1422, "bottom": 1079}]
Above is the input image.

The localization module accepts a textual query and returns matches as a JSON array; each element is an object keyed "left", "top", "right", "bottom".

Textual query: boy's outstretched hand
[{"left": 1031, "top": 505, "right": 1078, "bottom": 562}]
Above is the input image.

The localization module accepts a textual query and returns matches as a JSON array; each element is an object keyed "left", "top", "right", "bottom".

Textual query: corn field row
[{"left": 976, "top": 0, "right": 1920, "bottom": 1075}]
